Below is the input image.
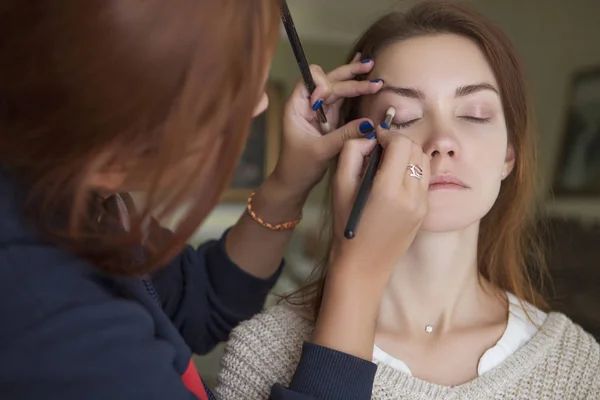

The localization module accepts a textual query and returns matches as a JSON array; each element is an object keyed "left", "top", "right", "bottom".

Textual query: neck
[{"left": 378, "top": 222, "right": 504, "bottom": 336}]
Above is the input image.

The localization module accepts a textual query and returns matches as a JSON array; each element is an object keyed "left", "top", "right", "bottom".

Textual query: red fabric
[{"left": 181, "top": 359, "right": 208, "bottom": 400}]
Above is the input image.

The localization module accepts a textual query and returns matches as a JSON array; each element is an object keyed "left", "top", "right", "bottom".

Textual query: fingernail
[
  {"left": 380, "top": 122, "right": 390, "bottom": 130},
  {"left": 312, "top": 99, "right": 324, "bottom": 111},
  {"left": 370, "top": 79, "right": 384, "bottom": 83},
  {"left": 359, "top": 121, "right": 374, "bottom": 134},
  {"left": 366, "top": 132, "right": 376, "bottom": 140},
  {"left": 361, "top": 58, "right": 372, "bottom": 63}
]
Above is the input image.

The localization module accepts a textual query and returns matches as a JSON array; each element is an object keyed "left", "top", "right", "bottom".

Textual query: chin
[
  {"left": 419, "top": 211, "right": 480, "bottom": 232},
  {"left": 419, "top": 202, "right": 494, "bottom": 233}
]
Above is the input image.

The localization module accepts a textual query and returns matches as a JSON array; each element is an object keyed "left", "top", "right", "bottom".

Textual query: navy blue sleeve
[
  {"left": 0, "top": 297, "right": 201, "bottom": 400},
  {"left": 152, "top": 229, "right": 283, "bottom": 355},
  {"left": 268, "top": 343, "right": 377, "bottom": 400}
]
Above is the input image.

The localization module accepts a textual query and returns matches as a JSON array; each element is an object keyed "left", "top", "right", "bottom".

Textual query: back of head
[
  {"left": 0, "top": 0, "right": 280, "bottom": 274},
  {"left": 287, "top": 0, "right": 548, "bottom": 319}
]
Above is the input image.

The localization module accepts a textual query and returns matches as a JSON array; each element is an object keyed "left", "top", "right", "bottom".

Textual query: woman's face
[{"left": 362, "top": 34, "right": 514, "bottom": 232}]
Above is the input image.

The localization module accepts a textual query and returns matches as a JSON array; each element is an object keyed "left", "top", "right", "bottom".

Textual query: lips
[{"left": 428, "top": 175, "right": 469, "bottom": 190}]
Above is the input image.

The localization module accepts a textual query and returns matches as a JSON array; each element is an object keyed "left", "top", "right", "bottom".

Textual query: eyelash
[
  {"left": 390, "top": 116, "right": 491, "bottom": 129},
  {"left": 461, "top": 116, "right": 491, "bottom": 124},
  {"left": 390, "top": 119, "right": 417, "bottom": 129}
]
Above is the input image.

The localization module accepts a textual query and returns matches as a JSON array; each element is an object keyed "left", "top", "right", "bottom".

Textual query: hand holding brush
[{"left": 315, "top": 116, "right": 431, "bottom": 359}]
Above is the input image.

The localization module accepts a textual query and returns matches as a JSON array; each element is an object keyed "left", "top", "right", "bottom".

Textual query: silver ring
[{"left": 407, "top": 163, "right": 423, "bottom": 179}]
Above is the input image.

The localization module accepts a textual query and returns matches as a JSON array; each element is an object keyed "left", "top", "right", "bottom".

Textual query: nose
[{"left": 423, "top": 128, "right": 459, "bottom": 159}]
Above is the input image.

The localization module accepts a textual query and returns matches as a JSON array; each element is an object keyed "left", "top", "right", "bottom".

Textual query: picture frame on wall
[
  {"left": 221, "top": 82, "right": 283, "bottom": 201},
  {"left": 552, "top": 66, "right": 600, "bottom": 197}
]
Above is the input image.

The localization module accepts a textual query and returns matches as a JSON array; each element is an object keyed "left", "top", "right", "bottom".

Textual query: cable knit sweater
[{"left": 215, "top": 305, "right": 600, "bottom": 400}]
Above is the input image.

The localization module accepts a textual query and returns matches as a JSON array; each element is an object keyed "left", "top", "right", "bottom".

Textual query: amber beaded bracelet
[{"left": 246, "top": 192, "right": 302, "bottom": 231}]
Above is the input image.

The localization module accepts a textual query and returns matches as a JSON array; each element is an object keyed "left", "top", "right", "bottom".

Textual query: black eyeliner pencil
[
  {"left": 280, "top": 1, "right": 331, "bottom": 132},
  {"left": 344, "top": 107, "right": 396, "bottom": 239}
]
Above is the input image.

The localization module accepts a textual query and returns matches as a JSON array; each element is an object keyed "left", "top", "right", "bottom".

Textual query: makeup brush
[
  {"left": 344, "top": 106, "right": 396, "bottom": 239},
  {"left": 280, "top": 0, "right": 331, "bottom": 132}
]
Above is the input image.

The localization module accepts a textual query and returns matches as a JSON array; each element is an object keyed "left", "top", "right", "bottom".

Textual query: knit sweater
[{"left": 215, "top": 304, "right": 600, "bottom": 399}]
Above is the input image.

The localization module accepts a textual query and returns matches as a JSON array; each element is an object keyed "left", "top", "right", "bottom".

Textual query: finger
[
  {"left": 289, "top": 77, "right": 311, "bottom": 108},
  {"left": 337, "top": 139, "right": 378, "bottom": 184},
  {"left": 361, "top": 155, "right": 371, "bottom": 178},
  {"left": 308, "top": 64, "right": 333, "bottom": 109},
  {"left": 372, "top": 124, "right": 404, "bottom": 149},
  {"left": 327, "top": 58, "right": 375, "bottom": 82},
  {"left": 350, "top": 52, "right": 361, "bottom": 63},
  {"left": 334, "top": 139, "right": 377, "bottom": 206},
  {"left": 419, "top": 152, "right": 431, "bottom": 191},
  {"left": 325, "top": 79, "right": 384, "bottom": 105},
  {"left": 321, "top": 118, "right": 376, "bottom": 159},
  {"left": 376, "top": 133, "right": 413, "bottom": 181},
  {"left": 403, "top": 141, "right": 427, "bottom": 192}
]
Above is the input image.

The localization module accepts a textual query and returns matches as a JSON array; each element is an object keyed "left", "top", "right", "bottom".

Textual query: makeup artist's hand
[
  {"left": 311, "top": 129, "right": 431, "bottom": 361},
  {"left": 332, "top": 129, "right": 431, "bottom": 275},
  {"left": 270, "top": 54, "right": 384, "bottom": 198}
]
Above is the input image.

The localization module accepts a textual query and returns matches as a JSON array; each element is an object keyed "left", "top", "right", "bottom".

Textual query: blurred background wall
[{"left": 192, "top": 0, "right": 600, "bottom": 386}]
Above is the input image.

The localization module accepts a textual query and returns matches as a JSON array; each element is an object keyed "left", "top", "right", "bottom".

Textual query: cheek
[
  {"left": 464, "top": 127, "right": 508, "bottom": 179},
  {"left": 466, "top": 135, "right": 507, "bottom": 211},
  {"left": 473, "top": 149, "right": 505, "bottom": 181},
  {"left": 421, "top": 176, "right": 502, "bottom": 233}
]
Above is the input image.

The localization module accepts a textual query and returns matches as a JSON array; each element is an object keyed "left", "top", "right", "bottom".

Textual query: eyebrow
[
  {"left": 379, "top": 82, "right": 499, "bottom": 100},
  {"left": 455, "top": 83, "right": 499, "bottom": 97},
  {"left": 380, "top": 86, "right": 424, "bottom": 100}
]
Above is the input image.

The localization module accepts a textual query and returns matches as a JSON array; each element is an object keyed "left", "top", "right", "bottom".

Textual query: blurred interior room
[{"left": 188, "top": 0, "right": 600, "bottom": 387}]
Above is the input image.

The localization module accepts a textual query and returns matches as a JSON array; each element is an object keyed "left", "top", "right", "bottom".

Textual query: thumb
[{"left": 321, "top": 118, "right": 375, "bottom": 158}]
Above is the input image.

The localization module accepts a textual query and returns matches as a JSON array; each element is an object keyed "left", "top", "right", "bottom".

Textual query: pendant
[{"left": 425, "top": 325, "right": 434, "bottom": 333}]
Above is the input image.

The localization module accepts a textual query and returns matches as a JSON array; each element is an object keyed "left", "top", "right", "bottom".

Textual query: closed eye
[
  {"left": 391, "top": 116, "right": 490, "bottom": 129},
  {"left": 391, "top": 119, "right": 420, "bottom": 129},
  {"left": 460, "top": 116, "right": 491, "bottom": 123}
]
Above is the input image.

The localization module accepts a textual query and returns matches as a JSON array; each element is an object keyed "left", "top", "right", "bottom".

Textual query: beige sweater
[{"left": 215, "top": 305, "right": 600, "bottom": 399}]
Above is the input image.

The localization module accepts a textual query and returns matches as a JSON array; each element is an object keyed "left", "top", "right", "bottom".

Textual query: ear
[{"left": 501, "top": 144, "right": 515, "bottom": 180}]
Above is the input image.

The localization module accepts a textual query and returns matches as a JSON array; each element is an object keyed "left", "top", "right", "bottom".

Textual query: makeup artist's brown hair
[
  {"left": 0, "top": 0, "right": 280, "bottom": 274},
  {"left": 286, "top": 0, "right": 549, "bottom": 318}
]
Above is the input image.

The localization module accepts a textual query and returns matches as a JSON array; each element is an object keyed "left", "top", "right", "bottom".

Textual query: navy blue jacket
[{"left": 0, "top": 172, "right": 376, "bottom": 399}]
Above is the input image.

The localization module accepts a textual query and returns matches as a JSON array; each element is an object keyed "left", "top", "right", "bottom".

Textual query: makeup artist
[{"left": 0, "top": 1, "right": 427, "bottom": 400}]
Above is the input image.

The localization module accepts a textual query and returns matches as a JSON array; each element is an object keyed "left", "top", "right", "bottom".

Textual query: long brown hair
[
  {"left": 0, "top": 0, "right": 281, "bottom": 275},
  {"left": 286, "top": 0, "right": 549, "bottom": 319}
]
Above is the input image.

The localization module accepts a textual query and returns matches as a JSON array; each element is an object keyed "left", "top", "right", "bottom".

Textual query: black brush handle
[
  {"left": 280, "top": 1, "right": 328, "bottom": 124},
  {"left": 344, "top": 144, "right": 383, "bottom": 239}
]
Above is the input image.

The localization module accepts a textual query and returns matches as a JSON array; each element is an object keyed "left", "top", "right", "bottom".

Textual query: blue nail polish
[
  {"left": 370, "top": 79, "right": 384, "bottom": 83},
  {"left": 361, "top": 58, "right": 372, "bottom": 63},
  {"left": 359, "top": 121, "right": 374, "bottom": 134},
  {"left": 366, "top": 132, "right": 376, "bottom": 140},
  {"left": 312, "top": 99, "right": 324, "bottom": 111},
  {"left": 380, "top": 122, "right": 390, "bottom": 130}
]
